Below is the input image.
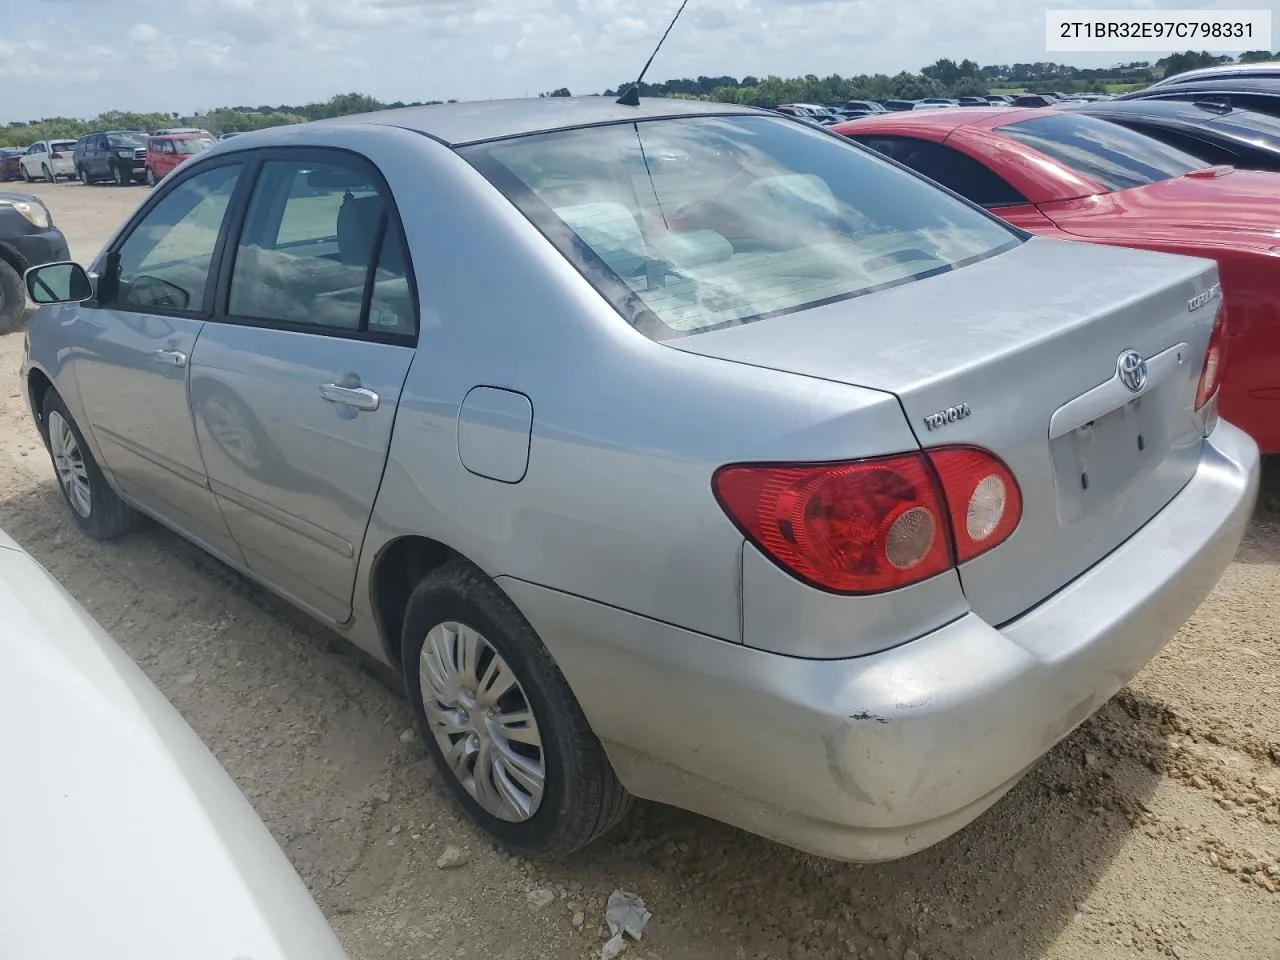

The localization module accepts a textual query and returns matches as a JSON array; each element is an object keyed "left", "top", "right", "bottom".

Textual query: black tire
[
  {"left": 0, "top": 258, "right": 24, "bottom": 334},
  {"left": 40, "top": 390, "right": 141, "bottom": 540},
  {"left": 145, "top": 167, "right": 157, "bottom": 187},
  {"left": 78, "top": 166, "right": 91, "bottom": 185},
  {"left": 401, "top": 560, "right": 632, "bottom": 859},
  {"left": 20, "top": 165, "right": 31, "bottom": 182},
  {"left": 42, "top": 164, "right": 54, "bottom": 183},
  {"left": 112, "top": 163, "right": 128, "bottom": 186}
]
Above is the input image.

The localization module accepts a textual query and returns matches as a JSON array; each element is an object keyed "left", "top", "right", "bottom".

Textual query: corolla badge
[
  {"left": 1116, "top": 349, "right": 1147, "bottom": 393},
  {"left": 1186, "top": 283, "right": 1221, "bottom": 312}
]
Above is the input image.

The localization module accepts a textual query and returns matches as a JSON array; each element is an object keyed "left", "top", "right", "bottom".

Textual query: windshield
[
  {"left": 999, "top": 113, "right": 1203, "bottom": 191},
  {"left": 50, "top": 141, "right": 76, "bottom": 152},
  {"left": 462, "top": 115, "right": 1021, "bottom": 339},
  {"left": 1205, "top": 110, "right": 1280, "bottom": 144},
  {"left": 174, "top": 137, "right": 214, "bottom": 155},
  {"left": 108, "top": 133, "right": 147, "bottom": 148}
]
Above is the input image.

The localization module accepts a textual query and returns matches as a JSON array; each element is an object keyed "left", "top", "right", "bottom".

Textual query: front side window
[
  {"left": 999, "top": 113, "right": 1204, "bottom": 192},
  {"left": 462, "top": 115, "right": 1021, "bottom": 339},
  {"left": 108, "top": 163, "right": 243, "bottom": 312},
  {"left": 108, "top": 133, "right": 146, "bottom": 150},
  {"left": 227, "top": 158, "right": 415, "bottom": 335}
]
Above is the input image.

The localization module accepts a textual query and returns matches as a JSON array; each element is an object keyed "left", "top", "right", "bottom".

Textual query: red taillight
[
  {"left": 50, "top": 152, "right": 63, "bottom": 159},
  {"left": 712, "top": 446, "right": 1022, "bottom": 594},
  {"left": 928, "top": 447, "right": 1022, "bottom": 564},
  {"left": 1194, "top": 305, "right": 1226, "bottom": 411}
]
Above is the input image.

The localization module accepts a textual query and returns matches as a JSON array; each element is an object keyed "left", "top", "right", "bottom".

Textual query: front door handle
[
  {"left": 152, "top": 348, "right": 187, "bottom": 368},
  {"left": 319, "top": 383, "right": 380, "bottom": 412}
]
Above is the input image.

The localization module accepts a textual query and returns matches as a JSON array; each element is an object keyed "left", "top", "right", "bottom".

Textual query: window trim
[
  {"left": 95, "top": 155, "right": 252, "bottom": 321},
  {"left": 209, "top": 146, "right": 420, "bottom": 347}
]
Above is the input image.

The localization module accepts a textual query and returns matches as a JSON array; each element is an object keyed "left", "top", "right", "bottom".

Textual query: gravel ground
[{"left": 3, "top": 181, "right": 1278, "bottom": 960}]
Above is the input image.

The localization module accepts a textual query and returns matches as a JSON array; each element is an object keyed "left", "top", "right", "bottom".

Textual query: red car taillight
[
  {"left": 1194, "top": 305, "right": 1226, "bottom": 411},
  {"left": 712, "top": 446, "right": 1022, "bottom": 595},
  {"left": 50, "top": 152, "right": 63, "bottom": 159}
]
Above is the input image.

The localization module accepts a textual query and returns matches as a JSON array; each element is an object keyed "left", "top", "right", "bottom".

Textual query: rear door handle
[
  {"left": 152, "top": 348, "right": 187, "bottom": 368},
  {"left": 319, "top": 383, "right": 380, "bottom": 412}
]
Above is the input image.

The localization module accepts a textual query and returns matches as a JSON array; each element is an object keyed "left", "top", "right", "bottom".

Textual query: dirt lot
[{"left": 2, "top": 181, "right": 1278, "bottom": 960}]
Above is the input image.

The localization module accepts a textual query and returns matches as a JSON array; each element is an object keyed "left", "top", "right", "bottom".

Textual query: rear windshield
[
  {"left": 999, "top": 113, "right": 1203, "bottom": 191},
  {"left": 50, "top": 141, "right": 76, "bottom": 152},
  {"left": 462, "top": 115, "right": 1021, "bottom": 340}
]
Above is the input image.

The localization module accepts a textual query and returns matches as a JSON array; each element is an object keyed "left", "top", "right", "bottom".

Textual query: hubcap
[
  {"left": 419, "top": 621, "right": 545, "bottom": 822},
  {"left": 47, "top": 411, "right": 92, "bottom": 518}
]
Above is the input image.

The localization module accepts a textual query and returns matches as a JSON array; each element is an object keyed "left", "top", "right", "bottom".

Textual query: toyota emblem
[{"left": 1116, "top": 349, "right": 1147, "bottom": 393}]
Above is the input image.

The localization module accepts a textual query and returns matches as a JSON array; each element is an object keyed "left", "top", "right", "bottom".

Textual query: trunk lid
[
  {"left": 670, "top": 236, "right": 1220, "bottom": 626},
  {"left": 1044, "top": 169, "right": 1280, "bottom": 248}
]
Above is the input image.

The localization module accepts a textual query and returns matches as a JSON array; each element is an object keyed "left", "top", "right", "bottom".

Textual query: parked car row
[
  {"left": 0, "top": 128, "right": 216, "bottom": 187},
  {"left": 17, "top": 96, "right": 1261, "bottom": 877},
  {"left": 777, "top": 91, "right": 1112, "bottom": 124}
]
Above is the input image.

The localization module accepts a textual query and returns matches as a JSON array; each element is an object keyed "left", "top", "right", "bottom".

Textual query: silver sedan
[{"left": 20, "top": 96, "right": 1259, "bottom": 863}]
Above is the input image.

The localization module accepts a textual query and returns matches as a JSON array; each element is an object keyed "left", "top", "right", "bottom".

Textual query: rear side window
[
  {"left": 999, "top": 113, "right": 1203, "bottom": 191},
  {"left": 227, "top": 159, "right": 416, "bottom": 337},
  {"left": 463, "top": 115, "right": 1021, "bottom": 340},
  {"left": 851, "top": 136, "right": 1027, "bottom": 208}
]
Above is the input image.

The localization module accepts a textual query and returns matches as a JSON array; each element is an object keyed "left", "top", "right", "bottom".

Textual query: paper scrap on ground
[{"left": 601, "top": 890, "right": 652, "bottom": 960}]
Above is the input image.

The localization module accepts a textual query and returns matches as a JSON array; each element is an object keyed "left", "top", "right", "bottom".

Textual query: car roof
[
  {"left": 1120, "top": 78, "right": 1280, "bottom": 98},
  {"left": 832, "top": 105, "right": 1032, "bottom": 137},
  {"left": 304, "top": 96, "right": 764, "bottom": 147},
  {"left": 1069, "top": 98, "right": 1228, "bottom": 123},
  {"left": 1151, "top": 61, "right": 1280, "bottom": 86}
]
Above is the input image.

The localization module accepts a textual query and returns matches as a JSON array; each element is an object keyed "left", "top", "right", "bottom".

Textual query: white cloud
[{"left": 128, "top": 22, "right": 162, "bottom": 44}]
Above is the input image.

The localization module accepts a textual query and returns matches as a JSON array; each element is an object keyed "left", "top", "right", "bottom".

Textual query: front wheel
[
  {"left": 41, "top": 391, "right": 141, "bottom": 540},
  {"left": 78, "top": 166, "right": 91, "bottom": 186},
  {"left": 401, "top": 560, "right": 631, "bottom": 859},
  {"left": 20, "top": 165, "right": 31, "bottom": 182},
  {"left": 145, "top": 167, "right": 157, "bottom": 187},
  {"left": 112, "top": 163, "right": 128, "bottom": 186}
]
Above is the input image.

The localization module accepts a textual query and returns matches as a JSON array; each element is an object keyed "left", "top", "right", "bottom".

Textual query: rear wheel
[
  {"left": 41, "top": 391, "right": 141, "bottom": 540},
  {"left": 0, "top": 259, "right": 24, "bottom": 334},
  {"left": 401, "top": 560, "right": 631, "bottom": 859},
  {"left": 42, "top": 164, "right": 54, "bottom": 182},
  {"left": 145, "top": 167, "right": 157, "bottom": 187}
]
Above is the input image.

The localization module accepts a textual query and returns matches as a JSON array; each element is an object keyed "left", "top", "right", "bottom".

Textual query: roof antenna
[{"left": 616, "top": 0, "right": 691, "bottom": 106}]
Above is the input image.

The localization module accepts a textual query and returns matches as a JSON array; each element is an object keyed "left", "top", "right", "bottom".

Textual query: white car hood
[{"left": 0, "top": 536, "right": 349, "bottom": 960}]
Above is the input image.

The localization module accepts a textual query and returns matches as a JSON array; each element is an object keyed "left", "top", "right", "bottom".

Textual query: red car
[
  {"left": 144, "top": 132, "right": 214, "bottom": 186},
  {"left": 833, "top": 107, "right": 1280, "bottom": 452}
]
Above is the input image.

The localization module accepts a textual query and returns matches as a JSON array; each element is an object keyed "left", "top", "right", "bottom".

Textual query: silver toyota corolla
[{"left": 20, "top": 97, "right": 1260, "bottom": 863}]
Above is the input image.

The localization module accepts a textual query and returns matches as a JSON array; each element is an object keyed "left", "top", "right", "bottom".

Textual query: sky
[{"left": 2, "top": 0, "right": 1278, "bottom": 122}]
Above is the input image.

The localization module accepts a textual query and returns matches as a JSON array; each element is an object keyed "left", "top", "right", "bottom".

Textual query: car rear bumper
[{"left": 499, "top": 419, "right": 1260, "bottom": 862}]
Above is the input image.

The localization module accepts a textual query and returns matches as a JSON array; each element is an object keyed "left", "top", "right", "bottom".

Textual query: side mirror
[{"left": 25, "top": 262, "right": 92, "bottom": 305}]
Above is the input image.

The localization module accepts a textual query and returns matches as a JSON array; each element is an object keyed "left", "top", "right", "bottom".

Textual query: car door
[
  {"left": 188, "top": 150, "right": 417, "bottom": 624},
  {"left": 21, "top": 144, "right": 42, "bottom": 178},
  {"left": 71, "top": 159, "right": 249, "bottom": 560}
]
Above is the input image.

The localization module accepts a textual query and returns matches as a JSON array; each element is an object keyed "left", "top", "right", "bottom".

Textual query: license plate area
[{"left": 1050, "top": 386, "right": 1172, "bottom": 525}]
